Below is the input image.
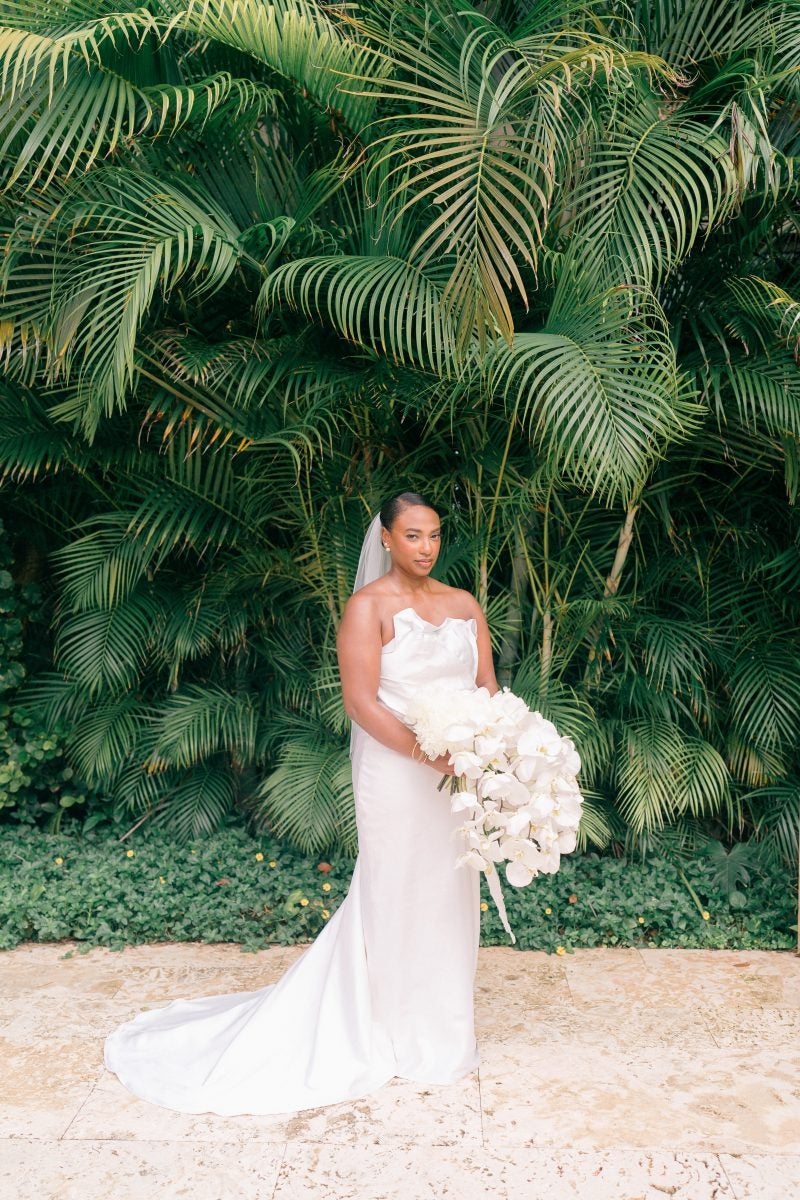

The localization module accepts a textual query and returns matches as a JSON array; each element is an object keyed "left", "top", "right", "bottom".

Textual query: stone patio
[{"left": 1, "top": 943, "right": 798, "bottom": 1199}]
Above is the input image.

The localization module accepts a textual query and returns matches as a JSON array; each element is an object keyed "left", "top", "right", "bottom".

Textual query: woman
[{"left": 103, "top": 491, "right": 499, "bottom": 1114}]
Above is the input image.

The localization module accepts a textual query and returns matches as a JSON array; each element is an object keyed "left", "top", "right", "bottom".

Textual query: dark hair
[{"left": 379, "top": 491, "right": 441, "bottom": 531}]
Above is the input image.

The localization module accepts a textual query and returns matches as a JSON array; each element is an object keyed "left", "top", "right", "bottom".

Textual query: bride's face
[{"left": 383, "top": 506, "right": 441, "bottom": 578}]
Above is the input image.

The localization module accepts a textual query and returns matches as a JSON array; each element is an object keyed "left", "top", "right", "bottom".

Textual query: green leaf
[
  {"left": 251, "top": 736, "right": 356, "bottom": 856},
  {"left": 487, "top": 279, "right": 699, "bottom": 502}
]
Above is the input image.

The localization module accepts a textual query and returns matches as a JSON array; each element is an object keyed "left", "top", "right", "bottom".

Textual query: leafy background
[{"left": 0, "top": 0, "right": 798, "bottom": 892}]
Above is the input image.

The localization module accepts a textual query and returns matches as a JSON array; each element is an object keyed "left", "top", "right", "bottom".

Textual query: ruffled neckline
[{"left": 382, "top": 606, "right": 477, "bottom": 651}]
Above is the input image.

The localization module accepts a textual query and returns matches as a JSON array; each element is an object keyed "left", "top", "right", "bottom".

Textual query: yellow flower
[
  {"left": 556, "top": 946, "right": 567, "bottom": 956},
  {"left": 480, "top": 901, "right": 489, "bottom": 912},
  {"left": 544, "top": 906, "right": 552, "bottom": 915},
  {"left": 322, "top": 909, "right": 331, "bottom": 919},
  {"left": 54, "top": 856, "right": 64, "bottom": 865},
  {"left": 321, "top": 882, "right": 332, "bottom": 892},
  {"left": 159, "top": 876, "right": 166, "bottom": 885},
  {"left": 300, "top": 897, "right": 309, "bottom": 907},
  {"left": 637, "top": 916, "right": 645, "bottom": 924},
  {"left": 255, "top": 852, "right": 264, "bottom": 862},
  {"left": 268, "top": 860, "right": 277, "bottom": 868},
  {"left": 126, "top": 849, "right": 135, "bottom": 858},
  {"left": 702, "top": 910, "right": 710, "bottom": 921}
]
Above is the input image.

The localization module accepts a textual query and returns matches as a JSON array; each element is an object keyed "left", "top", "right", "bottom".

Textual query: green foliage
[
  {"left": 0, "top": 518, "right": 102, "bottom": 827},
  {"left": 0, "top": 0, "right": 798, "bottom": 863},
  {"left": 482, "top": 848, "right": 796, "bottom": 953},
  {"left": 0, "top": 825, "right": 793, "bottom": 953}
]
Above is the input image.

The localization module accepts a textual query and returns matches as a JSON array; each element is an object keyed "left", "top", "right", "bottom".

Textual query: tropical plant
[{"left": 0, "top": 0, "right": 797, "bottom": 872}]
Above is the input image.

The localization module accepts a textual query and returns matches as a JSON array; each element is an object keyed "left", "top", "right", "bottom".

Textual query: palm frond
[
  {"left": 250, "top": 735, "right": 357, "bottom": 856},
  {"left": 727, "top": 641, "right": 800, "bottom": 751},
  {"left": 148, "top": 685, "right": 261, "bottom": 770},
  {"left": 748, "top": 781, "right": 800, "bottom": 864},
  {"left": 1, "top": 167, "right": 241, "bottom": 435},
  {"left": 354, "top": 1, "right": 664, "bottom": 343},
  {"left": 51, "top": 513, "right": 159, "bottom": 611},
  {"left": 260, "top": 254, "right": 457, "bottom": 374},
  {"left": 633, "top": 0, "right": 765, "bottom": 66},
  {"left": 563, "top": 104, "right": 739, "bottom": 284},
  {"left": 0, "top": 383, "right": 84, "bottom": 481},
  {"left": 67, "top": 694, "right": 145, "bottom": 785},
  {"left": 575, "top": 791, "right": 614, "bottom": 851},
  {"left": 54, "top": 589, "right": 161, "bottom": 697},
  {"left": 166, "top": 0, "right": 387, "bottom": 132},
  {"left": 487, "top": 279, "right": 699, "bottom": 502},
  {"left": 149, "top": 759, "right": 236, "bottom": 840},
  {"left": 0, "top": 5, "right": 160, "bottom": 189},
  {"left": 615, "top": 718, "right": 732, "bottom": 833}
]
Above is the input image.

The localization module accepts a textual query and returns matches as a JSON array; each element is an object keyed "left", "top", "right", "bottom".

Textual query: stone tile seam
[
  {"left": 716, "top": 1152, "right": 744, "bottom": 1200},
  {"left": 264, "top": 1138, "right": 289, "bottom": 1200},
  {"left": 56, "top": 1071, "right": 106, "bottom": 1142}
]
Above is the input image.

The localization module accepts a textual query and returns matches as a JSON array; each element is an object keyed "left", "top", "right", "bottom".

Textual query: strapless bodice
[{"left": 378, "top": 607, "right": 479, "bottom": 722}]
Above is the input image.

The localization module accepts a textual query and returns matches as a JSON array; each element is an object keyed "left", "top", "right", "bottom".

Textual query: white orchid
[
  {"left": 449, "top": 750, "right": 484, "bottom": 779},
  {"left": 503, "top": 809, "right": 534, "bottom": 838},
  {"left": 473, "top": 733, "right": 506, "bottom": 762},
  {"left": 557, "top": 829, "right": 578, "bottom": 853},
  {"left": 552, "top": 788, "right": 583, "bottom": 830},
  {"left": 479, "top": 772, "right": 530, "bottom": 806},
  {"left": 526, "top": 791, "right": 555, "bottom": 822},
  {"left": 515, "top": 713, "right": 563, "bottom": 759},
  {"left": 449, "top": 789, "right": 479, "bottom": 813},
  {"left": 455, "top": 848, "right": 488, "bottom": 871}
]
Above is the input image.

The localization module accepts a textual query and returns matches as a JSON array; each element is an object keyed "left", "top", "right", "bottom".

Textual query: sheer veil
[
  {"left": 352, "top": 512, "right": 390, "bottom": 593},
  {"left": 349, "top": 512, "right": 391, "bottom": 756}
]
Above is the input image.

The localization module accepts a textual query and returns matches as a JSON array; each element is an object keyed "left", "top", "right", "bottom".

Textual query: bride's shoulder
[
  {"left": 340, "top": 585, "right": 384, "bottom": 627},
  {"left": 432, "top": 583, "right": 482, "bottom": 619}
]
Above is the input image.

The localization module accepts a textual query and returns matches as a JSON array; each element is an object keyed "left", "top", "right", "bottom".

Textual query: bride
[{"left": 104, "top": 491, "right": 500, "bottom": 1115}]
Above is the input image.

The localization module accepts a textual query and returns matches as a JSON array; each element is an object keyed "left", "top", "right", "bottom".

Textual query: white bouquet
[{"left": 404, "top": 684, "right": 583, "bottom": 943}]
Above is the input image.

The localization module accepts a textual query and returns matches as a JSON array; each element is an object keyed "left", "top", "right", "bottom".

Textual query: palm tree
[{"left": 0, "top": 0, "right": 797, "bottom": 868}]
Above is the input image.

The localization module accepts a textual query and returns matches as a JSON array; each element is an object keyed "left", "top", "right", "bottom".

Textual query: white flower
[
  {"left": 442, "top": 722, "right": 480, "bottom": 748},
  {"left": 450, "top": 750, "right": 484, "bottom": 779},
  {"left": 552, "top": 788, "right": 582, "bottom": 830},
  {"left": 479, "top": 772, "right": 530, "bottom": 807},
  {"left": 455, "top": 849, "right": 488, "bottom": 871},
  {"left": 503, "top": 809, "right": 533, "bottom": 838},
  {"left": 514, "top": 755, "right": 560, "bottom": 786},
  {"left": 559, "top": 741, "right": 582, "bottom": 775},
  {"left": 489, "top": 689, "right": 531, "bottom": 735},
  {"left": 474, "top": 733, "right": 505, "bottom": 762},
  {"left": 450, "top": 789, "right": 479, "bottom": 814},
  {"left": 516, "top": 713, "right": 563, "bottom": 759},
  {"left": 503, "top": 836, "right": 554, "bottom": 886},
  {"left": 506, "top": 859, "right": 534, "bottom": 887},
  {"left": 526, "top": 791, "right": 555, "bottom": 822}
]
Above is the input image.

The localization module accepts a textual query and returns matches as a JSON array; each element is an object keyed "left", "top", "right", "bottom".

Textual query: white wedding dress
[{"left": 104, "top": 607, "right": 481, "bottom": 1115}]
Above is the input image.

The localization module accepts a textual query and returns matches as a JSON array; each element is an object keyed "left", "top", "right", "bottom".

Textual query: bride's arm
[
  {"left": 336, "top": 594, "right": 454, "bottom": 774},
  {"left": 466, "top": 598, "right": 500, "bottom": 696}
]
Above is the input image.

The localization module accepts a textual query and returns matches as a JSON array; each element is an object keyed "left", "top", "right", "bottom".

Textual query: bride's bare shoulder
[
  {"left": 340, "top": 584, "right": 389, "bottom": 631},
  {"left": 430, "top": 583, "right": 483, "bottom": 619}
]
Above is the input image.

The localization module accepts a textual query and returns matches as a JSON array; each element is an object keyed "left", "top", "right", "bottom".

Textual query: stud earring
[{"left": 382, "top": 544, "right": 389, "bottom": 551}]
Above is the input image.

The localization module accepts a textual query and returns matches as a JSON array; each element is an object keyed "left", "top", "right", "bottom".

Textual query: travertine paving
[{"left": 0, "top": 943, "right": 798, "bottom": 1199}]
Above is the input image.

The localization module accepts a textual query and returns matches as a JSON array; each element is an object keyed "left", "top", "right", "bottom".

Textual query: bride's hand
[{"left": 426, "top": 752, "right": 456, "bottom": 776}]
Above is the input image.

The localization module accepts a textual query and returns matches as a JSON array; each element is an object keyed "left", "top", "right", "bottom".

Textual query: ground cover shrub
[{"left": 0, "top": 825, "right": 794, "bottom": 954}]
